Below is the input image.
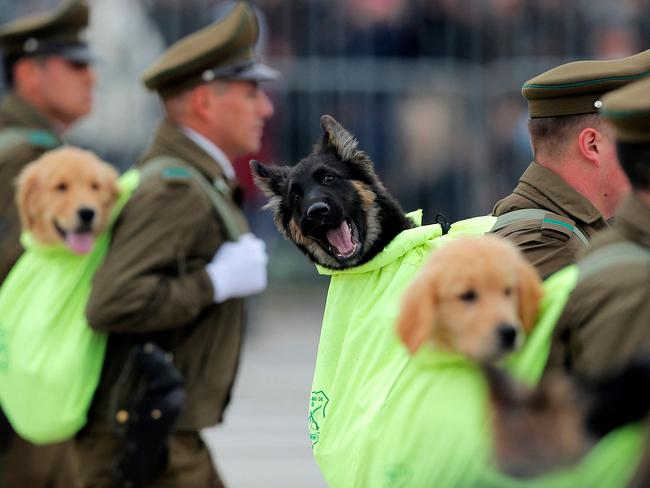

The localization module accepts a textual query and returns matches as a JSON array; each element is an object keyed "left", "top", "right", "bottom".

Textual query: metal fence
[{"left": 1, "top": 0, "right": 648, "bottom": 278}]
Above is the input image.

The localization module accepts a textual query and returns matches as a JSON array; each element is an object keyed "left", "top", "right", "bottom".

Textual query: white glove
[{"left": 206, "top": 233, "right": 268, "bottom": 303}]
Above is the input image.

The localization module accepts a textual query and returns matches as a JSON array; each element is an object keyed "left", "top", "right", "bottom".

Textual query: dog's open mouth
[
  {"left": 54, "top": 220, "right": 96, "bottom": 255},
  {"left": 324, "top": 219, "right": 360, "bottom": 259}
]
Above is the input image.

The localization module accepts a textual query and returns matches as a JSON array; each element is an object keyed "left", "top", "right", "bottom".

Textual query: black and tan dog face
[{"left": 251, "top": 115, "right": 411, "bottom": 269}]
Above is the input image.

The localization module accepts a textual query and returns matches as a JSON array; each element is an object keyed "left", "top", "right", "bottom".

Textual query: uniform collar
[
  {"left": 615, "top": 194, "right": 650, "bottom": 249},
  {"left": 180, "top": 126, "right": 236, "bottom": 180},
  {"left": 0, "top": 92, "right": 61, "bottom": 136},
  {"left": 139, "top": 119, "right": 233, "bottom": 185},
  {"left": 516, "top": 162, "right": 604, "bottom": 224}
]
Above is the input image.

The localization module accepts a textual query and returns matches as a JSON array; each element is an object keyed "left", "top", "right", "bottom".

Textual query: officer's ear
[{"left": 15, "top": 161, "right": 41, "bottom": 231}]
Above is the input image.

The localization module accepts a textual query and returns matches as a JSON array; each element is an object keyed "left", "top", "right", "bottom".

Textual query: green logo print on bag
[{"left": 309, "top": 389, "right": 329, "bottom": 446}]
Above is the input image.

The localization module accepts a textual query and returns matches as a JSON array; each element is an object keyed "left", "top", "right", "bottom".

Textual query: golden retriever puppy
[
  {"left": 397, "top": 235, "right": 543, "bottom": 362},
  {"left": 16, "top": 146, "right": 119, "bottom": 254}
]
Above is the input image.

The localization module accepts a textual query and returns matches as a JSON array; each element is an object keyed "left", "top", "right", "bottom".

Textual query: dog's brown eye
[
  {"left": 460, "top": 290, "right": 477, "bottom": 303},
  {"left": 56, "top": 182, "right": 68, "bottom": 192},
  {"left": 290, "top": 192, "right": 301, "bottom": 203},
  {"left": 322, "top": 174, "right": 336, "bottom": 185},
  {"left": 91, "top": 182, "right": 99, "bottom": 191},
  {"left": 504, "top": 287, "right": 513, "bottom": 297}
]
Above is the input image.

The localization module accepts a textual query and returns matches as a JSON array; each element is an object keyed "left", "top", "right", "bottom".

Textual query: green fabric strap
[
  {"left": 0, "top": 128, "right": 59, "bottom": 150},
  {"left": 578, "top": 241, "right": 650, "bottom": 283},
  {"left": 491, "top": 208, "right": 590, "bottom": 247},
  {"left": 140, "top": 156, "right": 241, "bottom": 241}
]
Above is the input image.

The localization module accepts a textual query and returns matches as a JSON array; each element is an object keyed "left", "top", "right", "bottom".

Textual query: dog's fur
[
  {"left": 484, "top": 359, "right": 650, "bottom": 479},
  {"left": 250, "top": 115, "right": 412, "bottom": 269},
  {"left": 396, "top": 235, "right": 543, "bottom": 362},
  {"left": 16, "top": 146, "right": 119, "bottom": 254}
]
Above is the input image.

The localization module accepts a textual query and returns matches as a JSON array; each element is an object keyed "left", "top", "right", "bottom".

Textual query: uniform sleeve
[
  {"left": 86, "top": 178, "right": 217, "bottom": 333},
  {"left": 491, "top": 225, "right": 584, "bottom": 279}
]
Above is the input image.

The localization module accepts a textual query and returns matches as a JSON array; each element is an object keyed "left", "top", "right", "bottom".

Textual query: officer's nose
[
  {"left": 307, "top": 202, "right": 330, "bottom": 219},
  {"left": 497, "top": 324, "right": 518, "bottom": 350}
]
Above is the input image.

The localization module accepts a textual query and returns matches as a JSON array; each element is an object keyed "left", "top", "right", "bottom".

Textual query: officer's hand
[{"left": 206, "top": 233, "right": 268, "bottom": 303}]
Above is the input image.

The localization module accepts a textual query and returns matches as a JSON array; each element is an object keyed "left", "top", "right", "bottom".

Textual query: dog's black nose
[
  {"left": 307, "top": 202, "right": 330, "bottom": 219},
  {"left": 78, "top": 207, "right": 95, "bottom": 224},
  {"left": 497, "top": 324, "right": 518, "bottom": 350}
]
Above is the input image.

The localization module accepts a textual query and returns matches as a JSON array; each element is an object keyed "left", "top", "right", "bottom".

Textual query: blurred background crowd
[{"left": 1, "top": 0, "right": 648, "bottom": 282}]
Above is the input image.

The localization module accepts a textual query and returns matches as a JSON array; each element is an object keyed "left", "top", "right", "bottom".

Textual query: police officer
[
  {"left": 0, "top": 1, "right": 95, "bottom": 486},
  {"left": 491, "top": 50, "right": 650, "bottom": 278},
  {"left": 546, "top": 76, "right": 650, "bottom": 379},
  {"left": 0, "top": 0, "right": 95, "bottom": 282},
  {"left": 77, "top": 3, "right": 274, "bottom": 486}
]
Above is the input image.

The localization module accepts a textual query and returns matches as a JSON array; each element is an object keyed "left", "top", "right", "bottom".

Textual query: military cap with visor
[
  {"left": 0, "top": 0, "right": 93, "bottom": 64},
  {"left": 142, "top": 1, "right": 279, "bottom": 97},
  {"left": 522, "top": 49, "right": 650, "bottom": 118},
  {"left": 599, "top": 77, "right": 650, "bottom": 143}
]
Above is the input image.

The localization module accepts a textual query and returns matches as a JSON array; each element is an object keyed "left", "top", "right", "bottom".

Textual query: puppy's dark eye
[
  {"left": 504, "top": 287, "right": 512, "bottom": 297},
  {"left": 322, "top": 174, "right": 336, "bottom": 185},
  {"left": 56, "top": 182, "right": 68, "bottom": 192},
  {"left": 459, "top": 290, "right": 477, "bottom": 303},
  {"left": 91, "top": 182, "right": 99, "bottom": 191}
]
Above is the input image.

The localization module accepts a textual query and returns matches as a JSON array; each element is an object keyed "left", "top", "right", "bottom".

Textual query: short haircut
[
  {"left": 528, "top": 113, "right": 602, "bottom": 160},
  {"left": 616, "top": 141, "right": 650, "bottom": 191}
]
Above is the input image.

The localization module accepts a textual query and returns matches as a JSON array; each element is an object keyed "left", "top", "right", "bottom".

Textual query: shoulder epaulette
[
  {"left": 491, "top": 209, "right": 590, "bottom": 247},
  {"left": 0, "top": 128, "right": 59, "bottom": 150}
]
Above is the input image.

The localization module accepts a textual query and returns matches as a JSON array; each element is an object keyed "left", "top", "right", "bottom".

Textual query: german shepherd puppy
[{"left": 250, "top": 115, "right": 412, "bottom": 269}]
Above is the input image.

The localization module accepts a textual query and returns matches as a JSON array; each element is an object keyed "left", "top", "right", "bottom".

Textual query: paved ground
[{"left": 203, "top": 284, "right": 329, "bottom": 487}]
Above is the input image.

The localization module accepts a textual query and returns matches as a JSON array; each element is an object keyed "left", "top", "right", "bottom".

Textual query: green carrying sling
[
  {"left": 0, "top": 169, "right": 139, "bottom": 444},
  {"left": 310, "top": 212, "right": 644, "bottom": 487}
]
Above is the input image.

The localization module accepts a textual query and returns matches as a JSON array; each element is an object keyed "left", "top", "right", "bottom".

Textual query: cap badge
[{"left": 23, "top": 37, "right": 39, "bottom": 53}]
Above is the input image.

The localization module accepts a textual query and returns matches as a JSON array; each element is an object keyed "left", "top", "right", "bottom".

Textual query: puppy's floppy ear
[
  {"left": 516, "top": 258, "right": 543, "bottom": 332},
  {"left": 101, "top": 162, "right": 120, "bottom": 205},
  {"left": 320, "top": 114, "right": 363, "bottom": 162},
  {"left": 15, "top": 162, "right": 41, "bottom": 231},
  {"left": 396, "top": 265, "right": 438, "bottom": 354}
]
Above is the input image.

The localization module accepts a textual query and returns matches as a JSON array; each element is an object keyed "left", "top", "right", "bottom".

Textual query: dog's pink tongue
[
  {"left": 66, "top": 232, "right": 95, "bottom": 255},
  {"left": 326, "top": 221, "right": 354, "bottom": 256}
]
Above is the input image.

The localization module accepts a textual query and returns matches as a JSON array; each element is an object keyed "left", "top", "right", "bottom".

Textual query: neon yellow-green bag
[
  {"left": 0, "top": 169, "right": 139, "bottom": 444},
  {"left": 310, "top": 213, "right": 643, "bottom": 487}
]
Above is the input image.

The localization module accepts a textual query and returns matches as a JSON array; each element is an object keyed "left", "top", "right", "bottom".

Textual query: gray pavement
[{"left": 204, "top": 284, "right": 329, "bottom": 488}]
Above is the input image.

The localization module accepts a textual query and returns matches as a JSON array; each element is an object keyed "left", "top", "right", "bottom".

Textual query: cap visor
[
  {"left": 229, "top": 62, "right": 279, "bottom": 82},
  {"left": 58, "top": 45, "right": 96, "bottom": 64}
]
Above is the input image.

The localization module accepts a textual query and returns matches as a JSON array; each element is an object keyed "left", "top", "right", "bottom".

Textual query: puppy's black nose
[
  {"left": 307, "top": 202, "right": 330, "bottom": 219},
  {"left": 497, "top": 324, "right": 518, "bottom": 350},
  {"left": 78, "top": 207, "right": 95, "bottom": 224}
]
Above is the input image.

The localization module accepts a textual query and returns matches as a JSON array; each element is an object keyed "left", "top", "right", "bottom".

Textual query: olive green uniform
[
  {"left": 0, "top": 92, "right": 61, "bottom": 283},
  {"left": 492, "top": 162, "right": 607, "bottom": 279},
  {"left": 77, "top": 120, "right": 248, "bottom": 487},
  {"left": 0, "top": 93, "right": 81, "bottom": 488},
  {"left": 546, "top": 195, "right": 650, "bottom": 377}
]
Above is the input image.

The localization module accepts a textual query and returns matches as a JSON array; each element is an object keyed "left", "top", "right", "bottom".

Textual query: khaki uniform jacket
[
  {"left": 86, "top": 120, "right": 248, "bottom": 431},
  {"left": 492, "top": 162, "right": 607, "bottom": 279},
  {"left": 0, "top": 93, "right": 61, "bottom": 283},
  {"left": 546, "top": 195, "right": 650, "bottom": 378}
]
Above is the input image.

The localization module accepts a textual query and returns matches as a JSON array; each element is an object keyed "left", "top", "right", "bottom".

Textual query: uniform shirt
[
  {"left": 181, "top": 126, "right": 236, "bottom": 180},
  {"left": 86, "top": 119, "right": 249, "bottom": 430},
  {"left": 0, "top": 93, "right": 61, "bottom": 282},
  {"left": 492, "top": 162, "right": 607, "bottom": 279},
  {"left": 546, "top": 194, "right": 650, "bottom": 378}
]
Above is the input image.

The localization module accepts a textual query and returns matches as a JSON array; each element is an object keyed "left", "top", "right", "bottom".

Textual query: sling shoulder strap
[
  {"left": 139, "top": 156, "right": 242, "bottom": 241},
  {"left": 491, "top": 208, "right": 590, "bottom": 247},
  {"left": 577, "top": 241, "right": 650, "bottom": 283}
]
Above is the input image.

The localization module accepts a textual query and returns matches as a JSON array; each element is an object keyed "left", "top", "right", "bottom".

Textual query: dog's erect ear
[
  {"left": 396, "top": 266, "right": 438, "bottom": 354},
  {"left": 249, "top": 160, "right": 288, "bottom": 198},
  {"left": 320, "top": 115, "right": 364, "bottom": 162},
  {"left": 15, "top": 162, "right": 40, "bottom": 231},
  {"left": 516, "top": 258, "right": 543, "bottom": 332}
]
